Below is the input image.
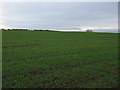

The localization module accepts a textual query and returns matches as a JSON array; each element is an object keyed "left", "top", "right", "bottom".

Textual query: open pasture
[{"left": 2, "top": 31, "right": 118, "bottom": 88}]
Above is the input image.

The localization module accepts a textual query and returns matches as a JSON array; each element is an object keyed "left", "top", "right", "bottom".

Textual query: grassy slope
[{"left": 2, "top": 31, "right": 118, "bottom": 88}]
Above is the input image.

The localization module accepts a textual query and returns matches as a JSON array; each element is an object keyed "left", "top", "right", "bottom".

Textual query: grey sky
[{"left": 1, "top": 2, "right": 118, "bottom": 30}]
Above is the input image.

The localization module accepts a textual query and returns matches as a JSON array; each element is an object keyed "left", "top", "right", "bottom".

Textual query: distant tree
[
  {"left": 86, "top": 29, "right": 93, "bottom": 32},
  {"left": 7, "top": 29, "right": 11, "bottom": 31},
  {"left": 1, "top": 29, "right": 5, "bottom": 31}
]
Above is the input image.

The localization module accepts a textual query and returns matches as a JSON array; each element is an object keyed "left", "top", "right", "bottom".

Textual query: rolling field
[{"left": 2, "top": 30, "right": 118, "bottom": 88}]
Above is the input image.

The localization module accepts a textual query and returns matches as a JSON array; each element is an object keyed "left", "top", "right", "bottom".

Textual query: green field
[{"left": 2, "top": 30, "right": 118, "bottom": 88}]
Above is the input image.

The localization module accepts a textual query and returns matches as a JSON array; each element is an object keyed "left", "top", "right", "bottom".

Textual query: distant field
[{"left": 2, "top": 31, "right": 118, "bottom": 88}]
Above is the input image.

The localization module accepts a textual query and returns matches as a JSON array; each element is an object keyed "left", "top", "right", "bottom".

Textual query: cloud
[
  {"left": 1, "top": 2, "right": 118, "bottom": 30},
  {"left": 0, "top": 0, "right": 119, "bottom": 2}
]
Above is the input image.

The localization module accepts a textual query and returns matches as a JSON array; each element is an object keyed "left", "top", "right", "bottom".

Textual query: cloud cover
[{"left": 1, "top": 2, "right": 118, "bottom": 30}]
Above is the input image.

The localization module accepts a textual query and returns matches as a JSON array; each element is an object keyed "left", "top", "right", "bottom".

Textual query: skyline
[{"left": 0, "top": 2, "right": 118, "bottom": 32}]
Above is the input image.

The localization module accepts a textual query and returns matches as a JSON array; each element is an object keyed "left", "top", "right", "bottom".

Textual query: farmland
[{"left": 2, "top": 30, "right": 118, "bottom": 88}]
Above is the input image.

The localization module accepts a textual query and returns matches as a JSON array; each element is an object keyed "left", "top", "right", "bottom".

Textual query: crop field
[{"left": 2, "top": 30, "right": 118, "bottom": 88}]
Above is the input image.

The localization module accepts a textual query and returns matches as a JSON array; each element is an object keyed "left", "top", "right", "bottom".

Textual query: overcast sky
[{"left": 0, "top": 2, "right": 118, "bottom": 31}]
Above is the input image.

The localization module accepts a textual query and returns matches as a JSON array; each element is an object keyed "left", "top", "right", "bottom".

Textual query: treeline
[
  {"left": 1, "top": 29, "right": 53, "bottom": 31},
  {"left": 86, "top": 29, "right": 93, "bottom": 32},
  {"left": 1, "top": 29, "right": 94, "bottom": 32}
]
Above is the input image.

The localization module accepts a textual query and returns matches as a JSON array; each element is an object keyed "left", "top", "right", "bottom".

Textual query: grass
[{"left": 2, "top": 30, "right": 118, "bottom": 88}]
